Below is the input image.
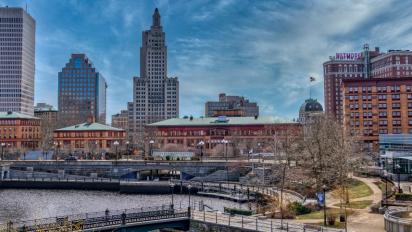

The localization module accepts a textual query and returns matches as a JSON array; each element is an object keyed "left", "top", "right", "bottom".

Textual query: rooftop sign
[{"left": 334, "top": 52, "right": 362, "bottom": 60}]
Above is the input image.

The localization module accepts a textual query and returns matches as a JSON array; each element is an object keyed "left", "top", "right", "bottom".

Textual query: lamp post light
[
  {"left": 198, "top": 141, "right": 205, "bottom": 162},
  {"left": 322, "top": 184, "right": 327, "bottom": 226},
  {"left": 169, "top": 180, "right": 175, "bottom": 209},
  {"left": 149, "top": 140, "right": 154, "bottom": 159},
  {"left": 396, "top": 164, "right": 402, "bottom": 193},
  {"left": 114, "top": 141, "right": 119, "bottom": 161}
]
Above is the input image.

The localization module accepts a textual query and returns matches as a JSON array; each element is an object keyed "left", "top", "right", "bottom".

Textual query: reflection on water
[{"left": 0, "top": 189, "right": 250, "bottom": 223}]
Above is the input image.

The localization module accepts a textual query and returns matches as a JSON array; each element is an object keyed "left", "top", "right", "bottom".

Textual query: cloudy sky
[{"left": 3, "top": 0, "right": 412, "bottom": 122}]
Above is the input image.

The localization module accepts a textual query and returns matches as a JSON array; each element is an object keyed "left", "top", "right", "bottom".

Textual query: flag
[{"left": 310, "top": 76, "right": 316, "bottom": 82}]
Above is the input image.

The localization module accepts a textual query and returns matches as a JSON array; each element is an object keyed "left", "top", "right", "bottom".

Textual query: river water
[{"left": 0, "top": 189, "right": 250, "bottom": 223}]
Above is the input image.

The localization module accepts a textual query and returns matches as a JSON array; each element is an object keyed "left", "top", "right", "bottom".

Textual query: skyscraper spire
[{"left": 152, "top": 8, "right": 161, "bottom": 27}]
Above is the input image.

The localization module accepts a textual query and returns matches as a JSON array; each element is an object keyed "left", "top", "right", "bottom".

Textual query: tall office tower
[
  {"left": 129, "top": 8, "right": 179, "bottom": 137},
  {"left": 323, "top": 44, "right": 380, "bottom": 122},
  {"left": 0, "top": 7, "right": 35, "bottom": 115},
  {"left": 58, "top": 54, "right": 107, "bottom": 127}
]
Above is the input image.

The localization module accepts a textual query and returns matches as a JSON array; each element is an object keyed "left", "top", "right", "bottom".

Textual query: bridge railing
[
  {"left": 191, "top": 210, "right": 343, "bottom": 232},
  {"left": 0, "top": 204, "right": 185, "bottom": 231},
  {"left": 172, "top": 180, "right": 305, "bottom": 202},
  {"left": 2, "top": 176, "right": 120, "bottom": 183}
]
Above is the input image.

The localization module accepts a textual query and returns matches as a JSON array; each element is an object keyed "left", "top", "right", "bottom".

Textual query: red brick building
[
  {"left": 324, "top": 46, "right": 412, "bottom": 124},
  {"left": 323, "top": 44, "right": 381, "bottom": 122},
  {"left": 342, "top": 77, "right": 412, "bottom": 150},
  {"left": 0, "top": 112, "right": 41, "bottom": 150},
  {"left": 145, "top": 116, "right": 301, "bottom": 156}
]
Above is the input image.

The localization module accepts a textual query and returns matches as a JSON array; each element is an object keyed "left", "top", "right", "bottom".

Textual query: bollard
[{"left": 241, "top": 216, "right": 244, "bottom": 228}]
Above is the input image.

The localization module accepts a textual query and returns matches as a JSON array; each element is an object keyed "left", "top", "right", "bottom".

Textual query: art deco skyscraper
[
  {"left": 128, "top": 8, "right": 179, "bottom": 136},
  {"left": 0, "top": 7, "right": 35, "bottom": 115},
  {"left": 58, "top": 54, "right": 107, "bottom": 127}
]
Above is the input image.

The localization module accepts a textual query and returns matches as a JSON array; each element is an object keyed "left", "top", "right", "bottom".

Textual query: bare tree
[{"left": 298, "top": 115, "right": 364, "bottom": 192}]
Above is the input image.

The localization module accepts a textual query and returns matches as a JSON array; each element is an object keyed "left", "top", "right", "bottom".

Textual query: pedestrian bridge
[
  {"left": 0, "top": 205, "right": 190, "bottom": 232},
  {"left": 1, "top": 160, "right": 253, "bottom": 180}
]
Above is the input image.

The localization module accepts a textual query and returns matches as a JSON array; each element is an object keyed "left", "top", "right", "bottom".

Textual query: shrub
[
  {"left": 327, "top": 215, "right": 336, "bottom": 226},
  {"left": 165, "top": 156, "right": 170, "bottom": 161},
  {"left": 289, "top": 202, "right": 312, "bottom": 215},
  {"left": 224, "top": 207, "right": 253, "bottom": 216},
  {"left": 395, "top": 193, "right": 412, "bottom": 201}
]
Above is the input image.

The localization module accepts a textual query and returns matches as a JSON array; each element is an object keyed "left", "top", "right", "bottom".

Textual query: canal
[{"left": 0, "top": 189, "right": 250, "bottom": 223}]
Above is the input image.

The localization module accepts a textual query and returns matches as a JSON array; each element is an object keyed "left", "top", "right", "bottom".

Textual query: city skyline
[{"left": 3, "top": 0, "right": 412, "bottom": 122}]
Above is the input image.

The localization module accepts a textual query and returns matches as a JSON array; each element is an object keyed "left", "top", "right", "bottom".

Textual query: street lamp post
[
  {"left": 198, "top": 141, "right": 204, "bottom": 162},
  {"left": 396, "top": 164, "right": 402, "bottom": 193},
  {"left": 169, "top": 180, "right": 175, "bottom": 209},
  {"left": 149, "top": 140, "right": 154, "bottom": 159},
  {"left": 221, "top": 139, "right": 228, "bottom": 161},
  {"left": 114, "top": 141, "right": 119, "bottom": 161},
  {"left": 126, "top": 141, "right": 130, "bottom": 161},
  {"left": 322, "top": 185, "right": 327, "bottom": 226},
  {"left": 1, "top": 143, "right": 5, "bottom": 160},
  {"left": 383, "top": 171, "right": 388, "bottom": 204},
  {"left": 188, "top": 183, "right": 192, "bottom": 214}
]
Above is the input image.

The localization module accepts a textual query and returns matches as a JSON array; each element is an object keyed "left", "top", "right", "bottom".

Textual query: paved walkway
[
  {"left": 296, "top": 176, "right": 385, "bottom": 232},
  {"left": 345, "top": 176, "right": 384, "bottom": 232}
]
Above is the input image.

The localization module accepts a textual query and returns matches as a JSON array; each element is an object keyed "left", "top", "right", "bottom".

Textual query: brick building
[
  {"left": 323, "top": 44, "right": 381, "bottom": 122},
  {"left": 146, "top": 116, "right": 301, "bottom": 156},
  {"left": 34, "top": 103, "right": 58, "bottom": 126},
  {"left": 53, "top": 117, "right": 125, "bottom": 154},
  {"left": 111, "top": 110, "right": 128, "bottom": 130},
  {"left": 0, "top": 111, "right": 41, "bottom": 150},
  {"left": 324, "top": 45, "right": 412, "bottom": 123},
  {"left": 205, "top": 93, "right": 259, "bottom": 117},
  {"left": 342, "top": 77, "right": 412, "bottom": 149}
]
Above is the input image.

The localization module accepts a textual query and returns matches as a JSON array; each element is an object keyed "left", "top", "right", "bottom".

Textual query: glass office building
[
  {"left": 58, "top": 54, "right": 107, "bottom": 127},
  {"left": 380, "top": 134, "right": 412, "bottom": 177}
]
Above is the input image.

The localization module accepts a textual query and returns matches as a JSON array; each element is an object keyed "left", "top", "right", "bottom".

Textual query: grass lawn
[
  {"left": 296, "top": 208, "right": 354, "bottom": 220},
  {"left": 332, "top": 200, "right": 372, "bottom": 209},
  {"left": 331, "top": 179, "right": 373, "bottom": 200}
]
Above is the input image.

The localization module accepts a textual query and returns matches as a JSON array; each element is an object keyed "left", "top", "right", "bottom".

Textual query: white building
[
  {"left": 128, "top": 8, "right": 179, "bottom": 137},
  {"left": 0, "top": 7, "right": 35, "bottom": 115}
]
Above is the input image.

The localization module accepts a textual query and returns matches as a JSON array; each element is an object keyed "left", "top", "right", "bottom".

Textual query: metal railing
[
  {"left": 191, "top": 210, "right": 343, "bottom": 232},
  {"left": 384, "top": 208, "right": 412, "bottom": 225},
  {"left": 1, "top": 176, "right": 120, "bottom": 183},
  {"left": 173, "top": 180, "right": 305, "bottom": 202},
  {"left": 0, "top": 205, "right": 188, "bottom": 232}
]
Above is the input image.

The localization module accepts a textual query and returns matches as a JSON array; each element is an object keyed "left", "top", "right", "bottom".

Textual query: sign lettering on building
[{"left": 334, "top": 52, "right": 362, "bottom": 60}]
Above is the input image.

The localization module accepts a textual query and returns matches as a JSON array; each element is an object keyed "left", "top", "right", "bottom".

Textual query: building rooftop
[
  {"left": 148, "top": 116, "right": 296, "bottom": 127},
  {"left": 0, "top": 112, "right": 39, "bottom": 120},
  {"left": 56, "top": 122, "right": 124, "bottom": 131},
  {"left": 300, "top": 98, "right": 323, "bottom": 113},
  {"left": 379, "top": 134, "right": 412, "bottom": 145}
]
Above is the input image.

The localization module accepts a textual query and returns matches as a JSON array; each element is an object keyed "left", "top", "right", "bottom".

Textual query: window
[
  {"left": 393, "top": 103, "right": 401, "bottom": 109},
  {"left": 392, "top": 111, "right": 401, "bottom": 117},
  {"left": 379, "top": 112, "right": 387, "bottom": 118}
]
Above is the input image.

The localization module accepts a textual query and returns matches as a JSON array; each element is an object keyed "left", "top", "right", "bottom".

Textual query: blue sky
[{"left": 3, "top": 0, "right": 412, "bottom": 122}]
